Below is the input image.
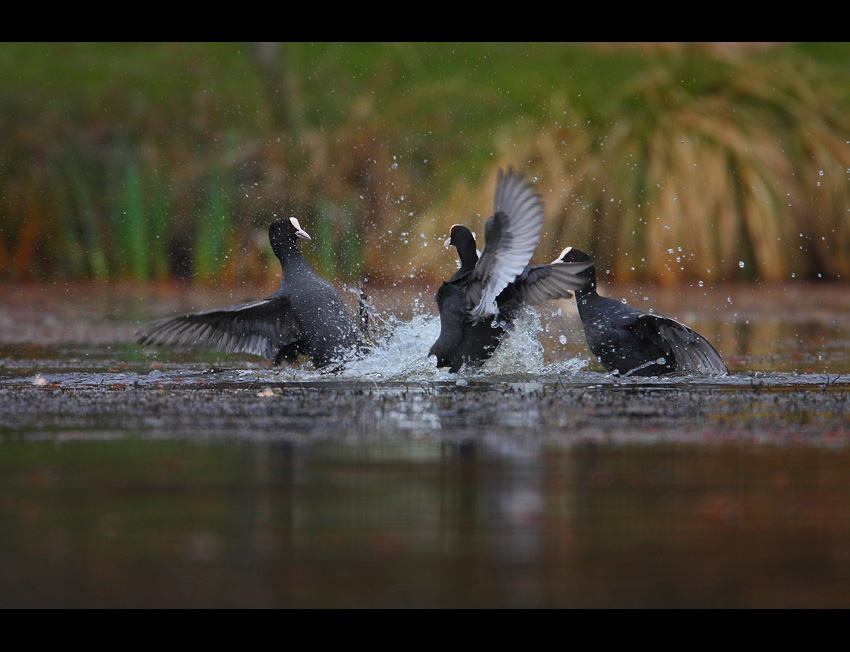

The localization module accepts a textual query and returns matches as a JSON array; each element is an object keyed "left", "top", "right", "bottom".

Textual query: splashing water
[
  {"left": 250, "top": 304, "right": 588, "bottom": 383},
  {"left": 344, "top": 306, "right": 587, "bottom": 380},
  {"left": 477, "top": 309, "right": 548, "bottom": 375},
  {"left": 340, "top": 313, "right": 443, "bottom": 380}
]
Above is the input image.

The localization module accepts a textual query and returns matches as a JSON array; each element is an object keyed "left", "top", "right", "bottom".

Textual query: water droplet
[{"left": 738, "top": 261, "right": 745, "bottom": 268}]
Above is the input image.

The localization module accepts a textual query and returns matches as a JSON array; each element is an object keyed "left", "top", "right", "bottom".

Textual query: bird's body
[
  {"left": 137, "top": 217, "right": 364, "bottom": 370},
  {"left": 560, "top": 248, "right": 727, "bottom": 376},
  {"left": 429, "top": 168, "right": 591, "bottom": 373},
  {"left": 431, "top": 281, "right": 505, "bottom": 371}
]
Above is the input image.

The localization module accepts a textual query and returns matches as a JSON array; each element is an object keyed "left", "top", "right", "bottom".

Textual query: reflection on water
[
  {"left": 3, "top": 437, "right": 850, "bottom": 608},
  {"left": 1, "top": 281, "right": 849, "bottom": 607}
]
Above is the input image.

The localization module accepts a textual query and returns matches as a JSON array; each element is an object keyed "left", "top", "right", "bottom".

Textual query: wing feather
[
  {"left": 632, "top": 314, "right": 727, "bottom": 375},
  {"left": 515, "top": 260, "right": 594, "bottom": 306},
  {"left": 468, "top": 168, "right": 544, "bottom": 319},
  {"left": 137, "top": 296, "right": 302, "bottom": 363}
]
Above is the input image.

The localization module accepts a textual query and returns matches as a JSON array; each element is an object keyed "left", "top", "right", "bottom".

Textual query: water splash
[
  {"left": 340, "top": 313, "right": 443, "bottom": 380},
  {"left": 340, "top": 306, "right": 589, "bottom": 381},
  {"left": 476, "top": 310, "right": 548, "bottom": 376},
  {"left": 250, "top": 304, "right": 587, "bottom": 382}
]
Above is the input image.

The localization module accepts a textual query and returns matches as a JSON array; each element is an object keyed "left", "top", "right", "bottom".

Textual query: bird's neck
[
  {"left": 455, "top": 244, "right": 478, "bottom": 273},
  {"left": 276, "top": 242, "right": 312, "bottom": 279},
  {"left": 574, "top": 282, "right": 599, "bottom": 314}
]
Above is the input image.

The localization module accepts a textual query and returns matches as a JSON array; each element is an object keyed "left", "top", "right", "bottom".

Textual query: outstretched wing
[
  {"left": 137, "top": 296, "right": 302, "bottom": 363},
  {"left": 467, "top": 168, "right": 544, "bottom": 319},
  {"left": 629, "top": 314, "right": 727, "bottom": 375},
  {"left": 514, "top": 260, "right": 594, "bottom": 306}
]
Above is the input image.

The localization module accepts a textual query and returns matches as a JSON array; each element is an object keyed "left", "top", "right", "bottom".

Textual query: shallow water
[{"left": 1, "top": 280, "right": 849, "bottom": 607}]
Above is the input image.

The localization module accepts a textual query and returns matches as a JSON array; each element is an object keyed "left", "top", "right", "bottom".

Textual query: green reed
[
  {"left": 1, "top": 43, "right": 849, "bottom": 285},
  {"left": 193, "top": 174, "right": 234, "bottom": 282},
  {"left": 115, "top": 161, "right": 148, "bottom": 280},
  {"left": 54, "top": 155, "right": 110, "bottom": 279}
]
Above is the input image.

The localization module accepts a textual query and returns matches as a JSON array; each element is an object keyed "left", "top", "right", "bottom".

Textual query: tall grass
[
  {"left": 193, "top": 173, "right": 233, "bottom": 282},
  {"left": 115, "top": 161, "right": 148, "bottom": 280},
  {"left": 416, "top": 51, "right": 850, "bottom": 283},
  {"left": 1, "top": 43, "right": 849, "bottom": 285}
]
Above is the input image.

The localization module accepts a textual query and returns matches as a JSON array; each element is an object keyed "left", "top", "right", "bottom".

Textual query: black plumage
[
  {"left": 428, "top": 168, "right": 592, "bottom": 373},
  {"left": 137, "top": 217, "right": 364, "bottom": 369},
  {"left": 559, "top": 248, "right": 727, "bottom": 376}
]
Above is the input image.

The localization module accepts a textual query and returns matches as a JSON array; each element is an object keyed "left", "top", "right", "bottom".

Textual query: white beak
[
  {"left": 289, "top": 217, "right": 312, "bottom": 240},
  {"left": 551, "top": 245, "right": 572, "bottom": 263}
]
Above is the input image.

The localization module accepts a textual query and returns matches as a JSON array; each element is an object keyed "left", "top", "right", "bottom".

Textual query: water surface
[{"left": 1, "top": 281, "right": 849, "bottom": 607}]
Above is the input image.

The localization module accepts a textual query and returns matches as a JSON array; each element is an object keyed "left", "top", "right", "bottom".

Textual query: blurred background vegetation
[{"left": 1, "top": 42, "right": 849, "bottom": 287}]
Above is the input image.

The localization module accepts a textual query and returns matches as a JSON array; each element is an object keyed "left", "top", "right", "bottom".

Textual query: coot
[
  {"left": 559, "top": 248, "right": 727, "bottom": 376},
  {"left": 429, "top": 169, "right": 591, "bottom": 372},
  {"left": 137, "top": 217, "right": 365, "bottom": 370}
]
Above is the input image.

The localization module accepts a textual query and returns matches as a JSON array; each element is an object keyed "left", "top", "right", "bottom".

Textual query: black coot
[
  {"left": 137, "top": 217, "right": 365, "bottom": 369},
  {"left": 559, "top": 248, "right": 727, "bottom": 376},
  {"left": 428, "top": 168, "right": 591, "bottom": 372}
]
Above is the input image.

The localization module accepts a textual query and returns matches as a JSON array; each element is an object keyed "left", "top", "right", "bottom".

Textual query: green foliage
[
  {"left": 194, "top": 174, "right": 233, "bottom": 281},
  {"left": 116, "top": 161, "right": 147, "bottom": 279},
  {"left": 1, "top": 42, "right": 849, "bottom": 284}
]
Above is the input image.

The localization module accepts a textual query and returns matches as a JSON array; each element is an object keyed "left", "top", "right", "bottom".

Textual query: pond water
[{"left": 1, "top": 280, "right": 849, "bottom": 607}]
